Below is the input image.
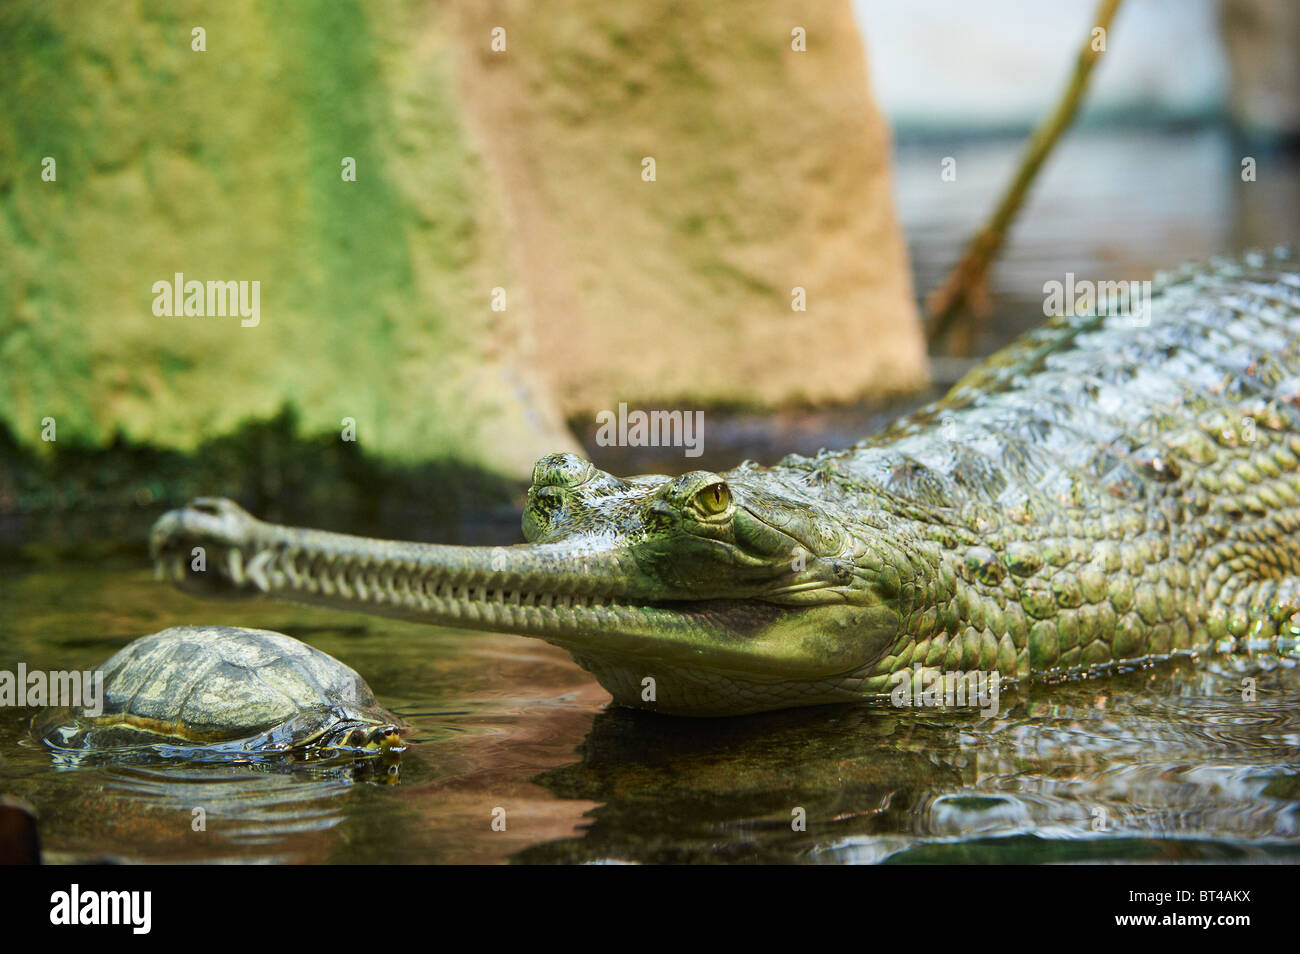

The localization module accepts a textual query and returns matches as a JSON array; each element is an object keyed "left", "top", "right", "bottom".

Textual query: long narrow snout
[
  {"left": 150, "top": 497, "right": 649, "bottom": 616},
  {"left": 144, "top": 501, "right": 894, "bottom": 712}
]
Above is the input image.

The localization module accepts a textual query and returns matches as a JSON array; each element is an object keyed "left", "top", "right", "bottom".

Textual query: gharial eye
[{"left": 692, "top": 480, "right": 732, "bottom": 517}]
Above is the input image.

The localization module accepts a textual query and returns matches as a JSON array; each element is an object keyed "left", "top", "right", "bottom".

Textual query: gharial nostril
[
  {"left": 149, "top": 498, "right": 255, "bottom": 559},
  {"left": 190, "top": 496, "right": 238, "bottom": 517}
]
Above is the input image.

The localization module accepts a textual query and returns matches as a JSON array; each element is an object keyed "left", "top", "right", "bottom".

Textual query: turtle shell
[{"left": 37, "top": 626, "right": 403, "bottom": 755}]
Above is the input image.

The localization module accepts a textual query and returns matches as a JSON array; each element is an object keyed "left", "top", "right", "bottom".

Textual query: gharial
[{"left": 151, "top": 251, "right": 1300, "bottom": 717}]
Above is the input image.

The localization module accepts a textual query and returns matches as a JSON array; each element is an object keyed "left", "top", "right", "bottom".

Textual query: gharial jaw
[{"left": 149, "top": 456, "right": 911, "bottom": 715}]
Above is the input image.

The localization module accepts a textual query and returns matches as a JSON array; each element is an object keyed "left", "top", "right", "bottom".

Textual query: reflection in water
[
  {"left": 1, "top": 565, "right": 1299, "bottom": 863},
  {"left": 516, "top": 660, "right": 1300, "bottom": 864},
  {"left": 23, "top": 750, "right": 402, "bottom": 863}
]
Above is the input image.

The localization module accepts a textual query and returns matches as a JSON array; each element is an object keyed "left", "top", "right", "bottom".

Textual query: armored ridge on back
[{"left": 150, "top": 250, "right": 1300, "bottom": 716}]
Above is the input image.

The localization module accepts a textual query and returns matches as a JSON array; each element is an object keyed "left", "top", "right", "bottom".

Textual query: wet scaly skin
[{"left": 152, "top": 252, "right": 1300, "bottom": 715}]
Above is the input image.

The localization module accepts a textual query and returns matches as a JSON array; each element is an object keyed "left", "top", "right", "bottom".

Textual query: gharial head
[{"left": 152, "top": 453, "right": 935, "bottom": 715}]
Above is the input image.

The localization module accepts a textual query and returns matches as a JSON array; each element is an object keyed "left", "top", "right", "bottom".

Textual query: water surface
[
  {"left": 1, "top": 563, "right": 1297, "bottom": 864},
  {"left": 4, "top": 128, "right": 1299, "bottom": 864}
]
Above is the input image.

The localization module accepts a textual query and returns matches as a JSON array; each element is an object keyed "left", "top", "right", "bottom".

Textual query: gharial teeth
[
  {"left": 282, "top": 552, "right": 301, "bottom": 587},
  {"left": 401, "top": 580, "right": 612, "bottom": 611},
  {"left": 246, "top": 549, "right": 274, "bottom": 592}
]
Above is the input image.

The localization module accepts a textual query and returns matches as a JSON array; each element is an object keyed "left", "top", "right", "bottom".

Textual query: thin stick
[{"left": 925, "top": 0, "right": 1123, "bottom": 351}]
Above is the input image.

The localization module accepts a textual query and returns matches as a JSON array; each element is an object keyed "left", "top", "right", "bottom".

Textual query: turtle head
[{"left": 321, "top": 718, "right": 406, "bottom": 754}]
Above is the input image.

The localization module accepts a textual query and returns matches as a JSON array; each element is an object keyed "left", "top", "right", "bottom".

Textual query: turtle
[{"left": 35, "top": 626, "right": 406, "bottom": 757}]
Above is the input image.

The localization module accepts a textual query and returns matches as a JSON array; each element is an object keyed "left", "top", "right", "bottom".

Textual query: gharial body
[{"left": 151, "top": 251, "right": 1300, "bottom": 716}]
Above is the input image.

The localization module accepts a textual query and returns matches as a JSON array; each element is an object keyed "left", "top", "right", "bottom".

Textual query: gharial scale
[{"left": 151, "top": 251, "right": 1300, "bottom": 716}]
